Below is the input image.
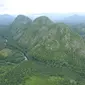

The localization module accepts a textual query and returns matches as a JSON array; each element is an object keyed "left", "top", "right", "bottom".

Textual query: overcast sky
[{"left": 0, "top": 0, "right": 85, "bottom": 14}]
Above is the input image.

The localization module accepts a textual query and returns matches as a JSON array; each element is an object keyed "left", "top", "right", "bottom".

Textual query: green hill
[
  {"left": 1, "top": 15, "right": 85, "bottom": 85},
  {"left": 10, "top": 15, "right": 32, "bottom": 41}
]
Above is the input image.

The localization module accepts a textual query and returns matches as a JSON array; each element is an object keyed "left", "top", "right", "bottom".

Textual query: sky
[{"left": 0, "top": 0, "right": 85, "bottom": 15}]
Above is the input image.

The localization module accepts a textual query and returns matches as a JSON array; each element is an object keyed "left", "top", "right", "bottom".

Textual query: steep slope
[
  {"left": 10, "top": 15, "right": 85, "bottom": 61},
  {"left": 29, "top": 23, "right": 85, "bottom": 61},
  {"left": 10, "top": 15, "right": 32, "bottom": 42},
  {"left": 10, "top": 16, "right": 53, "bottom": 48},
  {"left": 33, "top": 16, "right": 53, "bottom": 26},
  {"left": 18, "top": 16, "right": 53, "bottom": 46},
  {"left": 70, "top": 23, "right": 85, "bottom": 40}
]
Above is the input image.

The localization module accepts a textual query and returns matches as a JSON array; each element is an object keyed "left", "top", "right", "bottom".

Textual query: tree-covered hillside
[
  {"left": 0, "top": 15, "right": 85, "bottom": 85},
  {"left": 69, "top": 23, "right": 85, "bottom": 40}
]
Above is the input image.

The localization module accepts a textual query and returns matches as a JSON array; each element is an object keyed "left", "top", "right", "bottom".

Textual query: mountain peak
[
  {"left": 33, "top": 16, "right": 53, "bottom": 25},
  {"left": 15, "top": 15, "right": 32, "bottom": 22},
  {"left": 10, "top": 15, "right": 32, "bottom": 40}
]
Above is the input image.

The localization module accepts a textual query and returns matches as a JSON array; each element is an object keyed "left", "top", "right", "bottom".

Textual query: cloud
[
  {"left": 0, "top": 0, "right": 85, "bottom": 14},
  {"left": 0, "top": 4, "right": 4, "bottom": 7}
]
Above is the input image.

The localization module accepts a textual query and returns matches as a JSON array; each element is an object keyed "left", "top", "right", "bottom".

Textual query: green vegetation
[
  {"left": 70, "top": 23, "right": 85, "bottom": 40},
  {"left": 0, "top": 15, "right": 85, "bottom": 85}
]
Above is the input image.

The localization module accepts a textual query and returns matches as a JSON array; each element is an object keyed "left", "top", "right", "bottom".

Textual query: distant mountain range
[
  {"left": 0, "top": 14, "right": 15, "bottom": 25},
  {"left": 27, "top": 13, "right": 71, "bottom": 21},
  {"left": 1, "top": 13, "right": 85, "bottom": 26},
  {"left": 62, "top": 14, "right": 85, "bottom": 24},
  {"left": 27, "top": 13, "right": 85, "bottom": 23}
]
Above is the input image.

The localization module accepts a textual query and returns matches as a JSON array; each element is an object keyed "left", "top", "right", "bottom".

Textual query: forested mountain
[
  {"left": 10, "top": 15, "right": 32, "bottom": 41},
  {"left": 1, "top": 15, "right": 85, "bottom": 85},
  {"left": 69, "top": 23, "right": 85, "bottom": 40}
]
